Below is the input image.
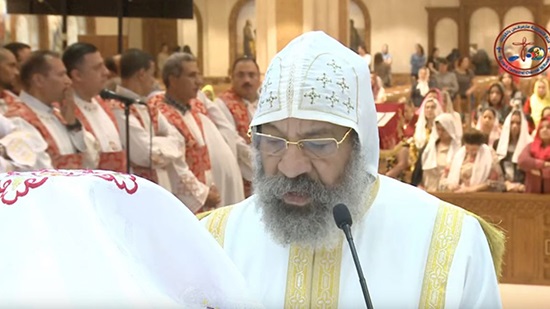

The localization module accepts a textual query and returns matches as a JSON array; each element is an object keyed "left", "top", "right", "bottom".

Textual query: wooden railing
[{"left": 434, "top": 192, "right": 550, "bottom": 286}]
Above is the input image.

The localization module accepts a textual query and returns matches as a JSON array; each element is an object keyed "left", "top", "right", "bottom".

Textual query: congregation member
[
  {"left": 433, "top": 59, "right": 459, "bottom": 99},
  {"left": 4, "top": 42, "right": 31, "bottom": 95},
  {"left": 412, "top": 113, "right": 461, "bottom": 192},
  {"left": 518, "top": 115, "right": 550, "bottom": 193},
  {"left": 524, "top": 78, "right": 550, "bottom": 130},
  {"left": 62, "top": 42, "right": 126, "bottom": 172},
  {"left": 201, "top": 31, "right": 502, "bottom": 308},
  {"left": 150, "top": 52, "right": 244, "bottom": 207},
  {"left": 476, "top": 82, "right": 511, "bottom": 124},
  {"left": 476, "top": 107, "right": 501, "bottom": 148},
  {"left": 442, "top": 129, "right": 503, "bottom": 193},
  {"left": 410, "top": 67, "right": 435, "bottom": 107},
  {"left": 495, "top": 108, "right": 532, "bottom": 192},
  {"left": 5, "top": 51, "right": 97, "bottom": 170}
]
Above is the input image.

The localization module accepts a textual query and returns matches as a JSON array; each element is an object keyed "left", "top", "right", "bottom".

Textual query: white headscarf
[
  {"left": 476, "top": 108, "right": 501, "bottom": 147},
  {"left": 414, "top": 97, "right": 444, "bottom": 149},
  {"left": 447, "top": 144, "right": 494, "bottom": 187},
  {"left": 421, "top": 113, "right": 461, "bottom": 171},
  {"left": 496, "top": 108, "right": 532, "bottom": 163},
  {"left": 250, "top": 31, "right": 379, "bottom": 176},
  {"left": 441, "top": 90, "right": 463, "bottom": 141},
  {"left": 0, "top": 170, "right": 260, "bottom": 308}
]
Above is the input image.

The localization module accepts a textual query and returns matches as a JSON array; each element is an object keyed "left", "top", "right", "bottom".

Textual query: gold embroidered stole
[{"left": 418, "top": 202, "right": 465, "bottom": 309}]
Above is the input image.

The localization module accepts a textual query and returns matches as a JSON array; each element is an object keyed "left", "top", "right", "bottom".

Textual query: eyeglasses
[{"left": 249, "top": 128, "right": 353, "bottom": 158}]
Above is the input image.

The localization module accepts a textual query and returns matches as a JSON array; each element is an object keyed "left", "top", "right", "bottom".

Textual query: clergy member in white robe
[
  {"left": 111, "top": 48, "right": 212, "bottom": 212},
  {"left": 155, "top": 52, "right": 244, "bottom": 207},
  {"left": 5, "top": 51, "right": 97, "bottom": 170},
  {"left": 198, "top": 90, "right": 253, "bottom": 182},
  {"left": 201, "top": 31, "right": 503, "bottom": 308},
  {"left": 0, "top": 169, "right": 261, "bottom": 308},
  {"left": 62, "top": 42, "right": 126, "bottom": 172}
]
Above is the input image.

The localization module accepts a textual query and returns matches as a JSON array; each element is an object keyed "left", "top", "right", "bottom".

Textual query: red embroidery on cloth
[
  {"left": 4, "top": 101, "right": 84, "bottom": 169},
  {"left": 0, "top": 170, "right": 139, "bottom": 205},
  {"left": 74, "top": 97, "right": 127, "bottom": 173},
  {"left": 218, "top": 88, "right": 252, "bottom": 143},
  {"left": 149, "top": 94, "right": 211, "bottom": 184}
]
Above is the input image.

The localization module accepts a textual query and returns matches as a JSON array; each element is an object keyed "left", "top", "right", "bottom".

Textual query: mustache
[{"left": 258, "top": 173, "right": 335, "bottom": 205}]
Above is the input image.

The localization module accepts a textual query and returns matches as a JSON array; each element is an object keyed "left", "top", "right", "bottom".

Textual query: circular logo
[{"left": 494, "top": 22, "right": 550, "bottom": 77}]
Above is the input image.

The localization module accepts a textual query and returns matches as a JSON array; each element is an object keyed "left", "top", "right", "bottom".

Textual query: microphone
[
  {"left": 333, "top": 204, "right": 374, "bottom": 309},
  {"left": 99, "top": 89, "right": 146, "bottom": 105}
]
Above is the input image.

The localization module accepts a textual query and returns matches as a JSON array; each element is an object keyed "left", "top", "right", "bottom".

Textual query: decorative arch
[
  {"left": 434, "top": 18, "right": 458, "bottom": 56},
  {"left": 229, "top": 0, "right": 254, "bottom": 73},
  {"left": 194, "top": 3, "right": 205, "bottom": 73},
  {"left": 350, "top": 0, "right": 371, "bottom": 53}
]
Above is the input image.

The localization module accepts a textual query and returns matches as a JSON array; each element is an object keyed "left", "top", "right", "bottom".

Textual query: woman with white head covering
[
  {"left": 476, "top": 107, "right": 501, "bottom": 148},
  {"left": 442, "top": 129, "right": 504, "bottom": 193},
  {"left": 495, "top": 105, "right": 532, "bottom": 192},
  {"left": 441, "top": 89, "right": 463, "bottom": 141},
  {"left": 411, "top": 113, "right": 461, "bottom": 192},
  {"left": 413, "top": 96, "right": 444, "bottom": 150}
]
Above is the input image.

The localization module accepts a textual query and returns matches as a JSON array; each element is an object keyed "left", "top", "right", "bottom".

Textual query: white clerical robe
[
  {"left": 175, "top": 107, "right": 245, "bottom": 206},
  {"left": 202, "top": 175, "right": 502, "bottom": 308},
  {"left": 199, "top": 91, "right": 253, "bottom": 181},
  {"left": 74, "top": 95, "right": 123, "bottom": 153},
  {"left": 8, "top": 91, "right": 97, "bottom": 170},
  {"left": 113, "top": 86, "right": 209, "bottom": 212}
]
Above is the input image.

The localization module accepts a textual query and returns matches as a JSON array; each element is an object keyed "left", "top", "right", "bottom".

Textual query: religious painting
[
  {"left": 349, "top": 0, "right": 365, "bottom": 53},
  {"left": 236, "top": 0, "right": 256, "bottom": 59}
]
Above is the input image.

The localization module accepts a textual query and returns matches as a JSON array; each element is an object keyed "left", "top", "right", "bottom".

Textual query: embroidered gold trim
[
  {"left": 205, "top": 205, "right": 233, "bottom": 247},
  {"left": 419, "top": 202, "right": 465, "bottom": 309},
  {"left": 311, "top": 242, "right": 343, "bottom": 308},
  {"left": 283, "top": 177, "right": 379, "bottom": 308}
]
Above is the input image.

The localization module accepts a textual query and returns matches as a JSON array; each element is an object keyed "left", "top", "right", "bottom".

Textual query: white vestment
[
  {"left": 74, "top": 95, "right": 123, "bottom": 154},
  {"left": 173, "top": 106, "right": 245, "bottom": 206},
  {"left": 199, "top": 90, "right": 253, "bottom": 181},
  {"left": 9, "top": 91, "right": 97, "bottom": 170},
  {"left": 0, "top": 170, "right": 260, "bottom": 308},
  {"left": 202, "top": 176, "right": 502, "bottom": 308},
  {"left": 113, "top": 86, "right": 209, "bottom": 212}
]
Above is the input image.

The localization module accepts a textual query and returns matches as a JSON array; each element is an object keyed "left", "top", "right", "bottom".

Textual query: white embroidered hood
[{"left": 250, "top": 31, "right": 379, "bottom": 176}]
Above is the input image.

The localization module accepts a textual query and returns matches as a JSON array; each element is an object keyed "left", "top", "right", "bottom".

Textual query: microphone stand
[{"left": 342, "top": 224, "right": 374, "bottom": 309}]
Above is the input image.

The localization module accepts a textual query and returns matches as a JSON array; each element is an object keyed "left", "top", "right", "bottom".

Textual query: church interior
[{"left": 1, "top": 0, "right": 550, "bottom": 306}]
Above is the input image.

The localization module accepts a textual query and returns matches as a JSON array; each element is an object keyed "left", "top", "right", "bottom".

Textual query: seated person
[
  {"left": 495, "top": 109, "right": 532, "bottom": 192},
  {"left": 476, "top": 107, "right": 501, "bottom": 148},
  {"left": 518, "top": 116, "right": 550, "bottom": 193},
  {"left": 411, "top": 113, "right": 461, "bottom": 192},
  {"left": 441, "top": 129, "right": 504, "bottom": 193}
]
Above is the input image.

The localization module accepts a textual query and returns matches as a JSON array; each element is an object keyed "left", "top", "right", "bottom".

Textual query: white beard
[{"left": 252, "top": 146, "right": 376, "bottom": 250}]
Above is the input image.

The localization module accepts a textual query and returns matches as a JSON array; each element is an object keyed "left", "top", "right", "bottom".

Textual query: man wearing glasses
[{"left": 201, "top": 32, "right": 502, "bottom": 308}]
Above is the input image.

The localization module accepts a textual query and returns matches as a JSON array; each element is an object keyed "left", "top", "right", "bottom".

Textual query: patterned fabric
[
  {"left": 111, "top": 99, "right": 159, "bottom": 183},
  {"left": 149, "top": 94, "right": 212, "bottom": 184},
  {"left": 5, "top": 101, "right": 83, "bottom": 169},
  {"left": 74, "top": 96, "right": 127, "bottom": 173},
  {"left": 219, "top": 88, "right": 252, "bottom": 143}
]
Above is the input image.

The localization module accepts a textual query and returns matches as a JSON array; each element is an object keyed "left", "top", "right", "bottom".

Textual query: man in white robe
[
  {"left": 0, "top": 169, "right": 261, "bottom": 308},
  {"left": 62, "top": 42, "right": 126, "bottom": 172},
  {"left": 112, "top": 49, "right": 219, "bottom": 212},
  {"left": 5, "top": 51, "right": 96, "bottom": 170},
  {"left": 152, "top": 52, "right": 244, "bottom": 208},
  {"left": 201, "top": 32, "right": 503, "bottom": 308}
]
